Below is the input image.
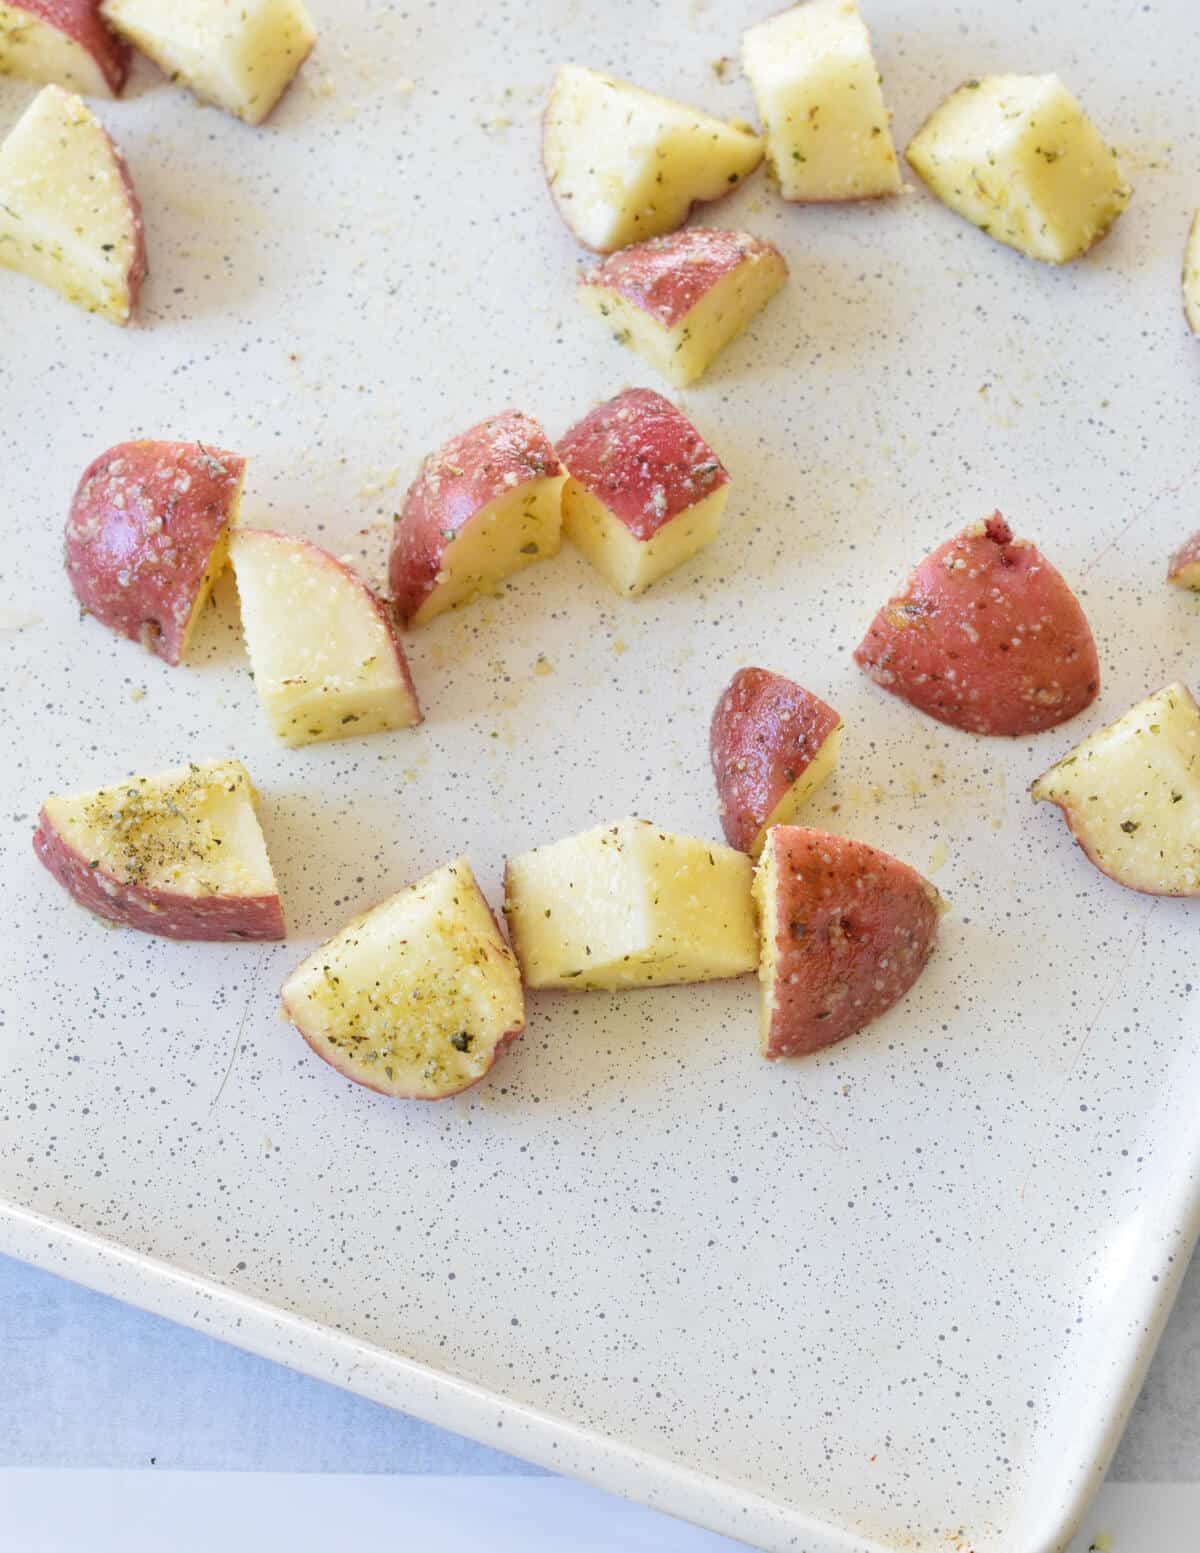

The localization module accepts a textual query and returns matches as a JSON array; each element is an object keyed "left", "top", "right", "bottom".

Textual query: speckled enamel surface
[{"left": 2, "top": 4, "right": 1200, "bottom": 1552}]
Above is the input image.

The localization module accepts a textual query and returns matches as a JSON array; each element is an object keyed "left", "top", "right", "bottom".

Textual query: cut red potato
[
  {"left": 854, "top": 513, "right": 1099, "bottom": 736},
  {"left": 231, "top": 529, "right": 420, "bottom": 747},
  {"left": 542, "top": 64, "right": 763, "bottom": 253},
  {"left": 100, "top": 0, "right": 315, "bottom": 124},
  {"left": 1168, "top": 530, "right": 1200, "bottom": 589},
  {"left": 741, "top": 0, "right": 901, "bottom": 202},
  {"left": 33, "top": 758, "right": 284, "bottom": 940},
  {"left": 389, "top": 410, "right": 565, "bottom": 627},
  {"left": 504, "top": 818, "right": 757, "bottom": 990},
  {"left": 557, "top": 388, "right": 729, "bottom": 597},
  {"left": 710, "top": 668, "right": 843, "bottom": 856},
  {"left": 1031, "top": 682, "right": 1200, "bottom": 897},
  {"left": 1185, "top": 214, "right": 1200, "bottom": 335},
  {"left": 0, "top": 83, "right": 145, "bottom": 323},
  {"left": 0, "top": 1, "right": 129, "bottom": 95},
  {"left": 907, "top": 75, "right": 1131, "bottom": 265},
  {"left": 281, "top": 859, "right": 524, "bottom": 1101},
  {"left": 579, "top": 228, "right": 788, "bottom": 387},
  {"left": 754, "top": 826, "right": 940, "bottom": 1059},
  {"left": 66, "top": 440, "right": 245, "bottom": 665}
]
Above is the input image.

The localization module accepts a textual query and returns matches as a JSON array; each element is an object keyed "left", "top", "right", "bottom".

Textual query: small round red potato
[
  {"left": 710, "top": 667, "right": 842, "bottom": 856},
  {"left": 65, "top": 440, "right": 245, "bottom": 665},
  {"left": 33, "top": 758, "right": 285, "bottom": 940},
  {"left": 0, "top": 1, "right": 130, "bottom": 95},
  {"left": 388, "top": 410, "right": 564, "bottom": 627},
  {"left": 754, "top": 827, "right": 941, "bottom": 1059},
  {"left": 854, "top": 513, "right": 1099, "bottom": 736},
  {"left": 281, "top": 859, "right": 525, "bottom": 1101}
]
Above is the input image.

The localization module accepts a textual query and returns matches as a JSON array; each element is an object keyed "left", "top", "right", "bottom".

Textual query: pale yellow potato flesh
[
  {"left": 581, "top": 249, "right": 788, "bottom": 387},
  {"left": 231, "top": 530, "right": 419, "bottom": 748},
  {"left": 101, "top": 0, "right": 315, "bottom": 123},
  {"left": 1184, "top": 212, "right": 1200, "bottom": 335},
  {"left": 748, "top": 722, "right": 843, "bottom": 859},
  {"left": 562, "top": 481, "right": 727, "bottom": 597},
  {"left": 543, "top": 64, "right": 763, "bottom": 252},
  {"left": 751, "top": 831, "right": 780, "bottom": 1052},
  {"left": 504, "top": 818, "right": 757, "bottom": 990},
  {"left": 282, "top": 859, "right": 524, "bottom": 1100},
  {"left": 0, "top": 84, "right": 140, "bottom": 322},
  {"left": 0, "top": 5, "right": 113, "bottom": 95},
  {"left": 43, "top": 759, "right": 276, "bottom": 898},
  {"left": 742, "top": 0, "right": 901, "bottom": 201},
  {"left": 1032, "top": 682, "right": 1200, "bottom": 895},
  {"left": 414, "top": 474, "right": 566, "bottom": 626},
  {"left": 907, "top": 74, "right": 1131, "bottom": 264}
]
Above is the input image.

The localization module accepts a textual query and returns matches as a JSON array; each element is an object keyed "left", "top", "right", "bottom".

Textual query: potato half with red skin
[
  {"left": 754, "top": 827, "right": 940, "bottom": 1059},
  {"left": 710, "top": 668, "right": 842, "bottom": 855},
  {"left": 388, "top": 410, "right": 564, "bottom": 627},
  {"left": 281, "top": 859, "right": 525, "bottom": 1101},
  {"left": 33, "top": 758, "right": 285, "bottom": 941},
  {"left": 66, "top": 440, "right": 245, "bottom": 665},
  {"left": 1168, "top": 530, "right": 1200, "bottom": 590},
  {"left": 0, "top": 1, "right": 130, "bottom": 95},
  {"left": 854, "top": 513, "right": 1099, "bottom": 736}
]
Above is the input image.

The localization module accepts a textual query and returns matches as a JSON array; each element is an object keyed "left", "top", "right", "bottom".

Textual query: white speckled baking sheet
[{"left": 2, "top": 2, "right": 1198, "bottom": 1549}]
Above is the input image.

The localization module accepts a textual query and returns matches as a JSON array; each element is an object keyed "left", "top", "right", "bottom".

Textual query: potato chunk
[
  {"left": 282, "top": 860, "right": 524, "bottom": 1100},
  {"left": 579, "top": 228, "right": 787, "bottom": 387},
  {"left": 906, "top": 73, "right": 1130, "bottom": 264},
  {"left": 741, "top": 0, "right": 900, "bottom": 201},
  {"left": 101, "top": 0, "right": 315, "bottom": 124},
  {"left": 504, "top": 819, "right": 757, "bottom": 990},
  {"left": 1031, "top": 683, "right": 1200, "bottom": 897},
  {"left": 542, "top": 64, "right": 763, "bottom": 252}
]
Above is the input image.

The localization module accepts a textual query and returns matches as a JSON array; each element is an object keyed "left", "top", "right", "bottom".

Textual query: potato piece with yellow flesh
[
  {"left": 33, "top": 758, "right": 284, "bottom": 940},
  {"left": 0, "top": 83, "right": 145, "bottom": 322},
  {"left": 557, "top": 388, "right": 730, "bottom": 598},
  {"left": 100, "top": 0, "right": 315, "bottom": 124},
  {"left": 542, "top": 64, "right": 763, "bottom": 253},
  {"left": 230, "top": 529, "right": 421, "bottom": 748},
  {"left": 282, "top": 859, "right": 524, "bottom": 1101},
  {"left": 504, "top": 818, "right": 757, "bottom": 990},
  {"left": 741, "top": 0, "right": 901, "bottom": 202},
  {"left": 906, "top": 74, "right": 1130, "bottom": 264},
  {"left": 1032, "top": 683, "right": 1200, "bottom": 896},
  {"left": 579, "top": 228, "right": 788, "bottom": 387}
]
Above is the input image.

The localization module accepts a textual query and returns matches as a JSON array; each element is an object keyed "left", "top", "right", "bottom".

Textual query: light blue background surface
[{"left": 0, "top": 1254, "right": 532, "bottom": 1474}]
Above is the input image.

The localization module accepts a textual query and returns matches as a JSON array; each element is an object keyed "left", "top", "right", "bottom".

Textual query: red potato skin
[
  {"left": 281, "top": 883, "right": 524, "bottom": 1101},
  {"left": 556, "top": 387, "right": 728, "bottom": 540},
  {"left": 5, "top": 0, "right": 130, "bottom": 93},
  {"left": 387, "top": 410, "right": 562, "bottom": 626},
  {"left": 32, "top": 808, "right": 285, "bottom": 940},
  {"left": 581, "top": 229, "right": 786, "bottom": 329},
  {"left": 854, "top": 514, "right": 1100, "bottom": 736},
  {"left": 1167, "top": 530, "right": 1200, "bottom": 589},
  {"left": 759, "top": 827, "right": 939, "bottom": 1059},
  {"left": 237, "top": 529, "right": 422, "bottom": 722},
  {"left": 710, "top": 668, "right": 841, "bottom": 852},
  {"left": 65, "top": 441, "right": 244, "bottom": 664}
]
